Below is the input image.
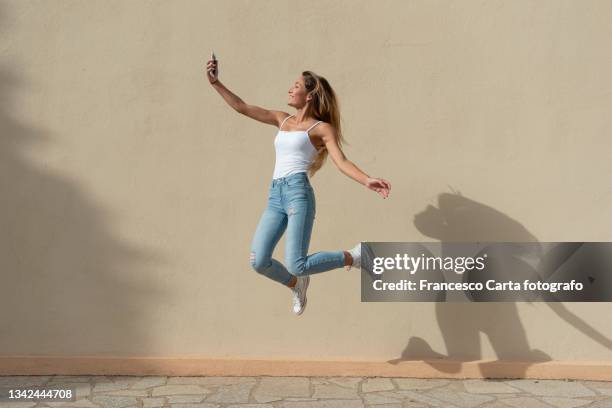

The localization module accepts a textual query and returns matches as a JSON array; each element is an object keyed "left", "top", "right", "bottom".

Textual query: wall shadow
[
  {"left": 387, "top": 190, "right": 612, "bottom": 378},
  {"left": 0, "top": 4, "right": 169, "bottom": 363}
]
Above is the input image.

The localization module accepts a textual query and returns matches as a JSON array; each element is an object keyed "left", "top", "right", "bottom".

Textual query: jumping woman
[{"left": 206, "top": 56, "right": 391, "bottom": 315}]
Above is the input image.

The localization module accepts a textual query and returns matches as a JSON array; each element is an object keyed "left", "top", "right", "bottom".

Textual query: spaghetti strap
[
  {"left": 279, "top": 114, "right": 293, "bottom": 130},
  {"left": 305, "top": 120, "right": 323, "bottom": 133}
]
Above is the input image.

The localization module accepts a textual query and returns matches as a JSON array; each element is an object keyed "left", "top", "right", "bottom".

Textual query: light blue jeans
[{"left": 250, "top": 171, "right": 347, "bottom": 286}]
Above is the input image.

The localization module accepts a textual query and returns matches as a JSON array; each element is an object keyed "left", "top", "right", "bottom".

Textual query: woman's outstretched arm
[
  {"left": 206, "top": 57, "right": 287, "bottom": 127},
  {"left": 318, "top": 123, "right": 391, "bottom": 199}
]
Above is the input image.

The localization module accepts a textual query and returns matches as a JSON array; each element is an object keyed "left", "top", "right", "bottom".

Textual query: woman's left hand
[{"left": 365, "top": 177, "right": 391, "bottom": 199}]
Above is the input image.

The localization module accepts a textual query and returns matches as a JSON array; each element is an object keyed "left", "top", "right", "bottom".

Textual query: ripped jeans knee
[{"left": 250, "top": 250, "right": 269, "bottom": 274}]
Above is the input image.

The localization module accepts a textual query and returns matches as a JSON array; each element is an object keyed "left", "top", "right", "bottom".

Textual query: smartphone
[{"left": 210, "top": 51, "right": 217, "bottom": 77}]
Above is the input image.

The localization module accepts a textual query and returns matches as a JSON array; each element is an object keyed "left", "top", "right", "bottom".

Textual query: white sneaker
[
  {"left": 346, "top": 243, "right": 362, "bottom": 271},
  {"left": 346, "top": 243, "right": 375, "bottom": 274},
  {"left": 291, "top": 275, "right": 309, "bottom": 315}
]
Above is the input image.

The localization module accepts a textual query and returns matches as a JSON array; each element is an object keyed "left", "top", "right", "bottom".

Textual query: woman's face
[{"left": 287, "top": 75, "right": 311, "bottom": 108}]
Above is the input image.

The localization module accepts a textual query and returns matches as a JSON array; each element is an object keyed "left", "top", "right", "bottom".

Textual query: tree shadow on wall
[
  {"left": 0, "top": 17, "right": 169, "bottom": 362},
  {"left": 387, "top": 190, "right": 612, "bottom": 378}
]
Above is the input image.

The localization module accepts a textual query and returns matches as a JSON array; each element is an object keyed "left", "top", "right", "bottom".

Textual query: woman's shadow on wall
[{"left": 386, "top": 189, "right": 612, "bottom": 377}]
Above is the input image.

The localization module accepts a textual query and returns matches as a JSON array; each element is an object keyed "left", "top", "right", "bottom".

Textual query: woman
[{"left": 206, "top": 56, "right": 391, "bottom": 315}]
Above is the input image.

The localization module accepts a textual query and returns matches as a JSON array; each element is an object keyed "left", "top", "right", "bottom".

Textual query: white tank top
[{"left": 272, "top": 115, "right": 322, "bottom": 179}]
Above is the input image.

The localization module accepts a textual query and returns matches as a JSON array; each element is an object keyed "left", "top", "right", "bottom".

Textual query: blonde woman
[{"left": 206, "top": 56, "right": 391, "bottom": 315}]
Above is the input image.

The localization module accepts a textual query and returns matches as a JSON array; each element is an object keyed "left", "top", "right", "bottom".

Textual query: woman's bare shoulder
[{"left": 274, "top": 111, "right": 293, "bottom": 128}]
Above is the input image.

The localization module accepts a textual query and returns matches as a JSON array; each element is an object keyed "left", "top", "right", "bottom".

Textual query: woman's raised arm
[{"left": 206, "top": 57, "right": 287, "bottom": 127}]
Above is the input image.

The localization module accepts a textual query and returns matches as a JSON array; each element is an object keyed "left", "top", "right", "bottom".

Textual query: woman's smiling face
[{"left": 287, "top": 75, "right": 311, "bottom": 108}]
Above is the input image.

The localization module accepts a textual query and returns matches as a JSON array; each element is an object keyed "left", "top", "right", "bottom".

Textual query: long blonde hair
[{"left": 302, "top": 71, "right": 346, "bottom": 178}]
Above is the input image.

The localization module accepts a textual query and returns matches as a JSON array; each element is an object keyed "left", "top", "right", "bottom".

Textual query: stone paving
[{"left": 1, "top": 375, "right": 612, "bottom": 408}]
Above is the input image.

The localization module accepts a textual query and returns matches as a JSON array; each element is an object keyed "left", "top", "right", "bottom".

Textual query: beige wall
[{"left": 1, "top": 0, "right": 611, "bottom": 366}]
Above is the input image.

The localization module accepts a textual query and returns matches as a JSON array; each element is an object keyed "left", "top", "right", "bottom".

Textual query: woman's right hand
[{"left": 206, "top": 58, "right": 218, "bottom": 84}]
